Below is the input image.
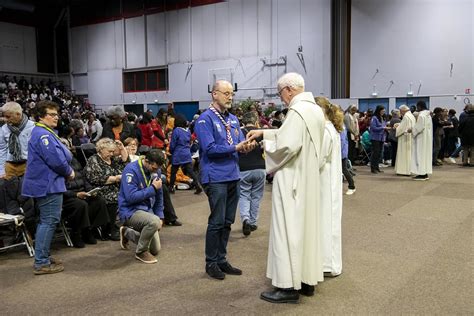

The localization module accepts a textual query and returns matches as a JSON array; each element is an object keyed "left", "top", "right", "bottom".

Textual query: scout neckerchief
[
  {"left": 138, "top": 158, "right": 152, "bottom": 187},
  {"left": 35, "top": 122, "right": 61, "bottom": 141},
  {"left": 208, "top": 105, "right": 233, "bottom": 145}
]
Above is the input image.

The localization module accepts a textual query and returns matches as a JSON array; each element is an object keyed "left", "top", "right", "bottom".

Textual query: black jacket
[{"left": 458, "top": 112, "right": 474, "bottom": 146}]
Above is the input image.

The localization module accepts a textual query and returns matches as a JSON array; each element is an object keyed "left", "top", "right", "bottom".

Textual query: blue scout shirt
[
  {"left": 22, "top": 123, "right": 73, "bottom": 197},
  {"left": 169, "top": 127, "right": 193, "bottom": 165},
  {"left": 194, "top": 108, "right": 245, "bottom": 184},
  {"left": 118, "top": 159, "right": 164, "bottom": 222}
]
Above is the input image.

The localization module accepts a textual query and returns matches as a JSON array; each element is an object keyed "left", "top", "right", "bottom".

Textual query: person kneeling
[{"left": 118, "top": 149, "right": 165, "bottom": 264}]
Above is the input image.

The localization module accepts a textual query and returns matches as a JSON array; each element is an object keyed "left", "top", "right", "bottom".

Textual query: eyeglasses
[
  {"left": 45, "top": 112, "right": 59, "bottom": 118},
  {"left": 214, "top": 90, "right": 235, "bottom": 97},
  {"left": 277, "top": 86, "right": 287, "bottom": 97}
]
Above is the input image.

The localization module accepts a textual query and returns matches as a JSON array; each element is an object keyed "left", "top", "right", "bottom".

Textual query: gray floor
[{"left": 1, "top": 162, "right": 473, "bottom": 315}]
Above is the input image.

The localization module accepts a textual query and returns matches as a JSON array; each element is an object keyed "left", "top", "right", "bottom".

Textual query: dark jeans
[
  {"left": 169, "top": 163, "right": 201, "bottom": 189},
  {"left": 370, "top": 140, "right": 383, "bottom": 171},
  {"left": 342, "top": 158, "right": 355, "bottom": 189},
  {"left": 389, "top": 140, "right": 398, "bottom": 167},
  {"left": 203, "top": 181, "right": 239, "bottom": 265}
]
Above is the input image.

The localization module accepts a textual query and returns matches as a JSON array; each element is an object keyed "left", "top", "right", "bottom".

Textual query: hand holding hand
[{"left": 246, "top": 129, "right": 264, "bottom": 142}]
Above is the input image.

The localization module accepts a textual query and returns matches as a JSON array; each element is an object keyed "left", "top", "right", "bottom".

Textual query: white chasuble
[
  {"left": 395, "top": 111, "right": 416, "bottom": 175},
  {"left": 263, "top": 92, "right": 325, "bottom": 289}
]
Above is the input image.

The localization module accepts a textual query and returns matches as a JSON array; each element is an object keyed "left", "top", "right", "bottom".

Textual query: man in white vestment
[
  {"left": 247, "top": 73, "right": 325, "bottom": 304},
  {"left": 409, "top": 101, "right": 433, "bottom": 180},
  {"left": 394, "top": 105, "right": 416, "bottom": 175}
]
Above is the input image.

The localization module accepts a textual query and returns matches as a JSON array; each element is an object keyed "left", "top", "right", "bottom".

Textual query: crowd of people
[
  {"left": 0, "top": 72, "right": 473, "bottom": 304},
  {"left": 342, "top": 101, "right": 474, "bottom": 181}
]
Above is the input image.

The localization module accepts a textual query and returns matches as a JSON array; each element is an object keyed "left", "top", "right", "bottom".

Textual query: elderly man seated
[{"left": 118, "top": 149, "right": 165, "bottom": 264}]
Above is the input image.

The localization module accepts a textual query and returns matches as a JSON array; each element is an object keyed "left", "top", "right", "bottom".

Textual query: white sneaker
[
  {"left": 449, "top": 157, "right": 456, "bottom": 164},
  {"left": 345, "top": 189, "right": 356, "bottom": 195},
  {"left": 379, "top": 163, "right": 389, "bottom": 168}
]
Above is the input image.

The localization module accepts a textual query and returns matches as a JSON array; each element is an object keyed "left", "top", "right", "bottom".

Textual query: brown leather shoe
[
  {"left": 34, "top": 264, "right": 64, "bottom": 275},
  {"left": 135, "top": 251, "right": 157, "bottom": 264}
]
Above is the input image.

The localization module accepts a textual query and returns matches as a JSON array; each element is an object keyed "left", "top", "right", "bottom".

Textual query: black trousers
[
  {"left": 62, "top": 195, "right": 109, "bottom": 231},
  {"left": 389, "top": 140, "right": 398, "bottom": 167},
  {"left": 169, "top": 163, "right": 201, "bottom": 189},
  {"left": 162, "top": 183, "right": 178, "bottom": 223},
  {"left": 348, "top": 131, "right": 357, "bottom": 164},
  {"left": 370, "top": 140, "right": 383, "bottom": 171}
]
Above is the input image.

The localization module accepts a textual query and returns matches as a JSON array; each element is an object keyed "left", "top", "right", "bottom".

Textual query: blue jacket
[
  {"left": 170, "top": 127, "right": 192, "bottom": 165},
  {"left": 22, "top": 124, "right": 73, "bottom": 197},
  {"left": 0, "top": 119, "right": 35, "bottom": 176},
  {"left": 340, "top": 126, "right": 349, "bottom": 159},
  {"left": 194, "top": 109, "right": 245, "bottom": 184},
  {"left": 118, "top": 159, "right": 164, "bottom": 222},
  {"left": 369, "top": 116, "right": 387, "bottom": 142}
]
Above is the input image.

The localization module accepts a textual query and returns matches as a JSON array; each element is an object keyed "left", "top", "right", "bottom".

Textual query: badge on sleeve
[
  {"left": 126, "top": 173, "right": 133, "bottom": 183},
  {"left": 40, "top": 135, "right": 49, "bottom": 146}
]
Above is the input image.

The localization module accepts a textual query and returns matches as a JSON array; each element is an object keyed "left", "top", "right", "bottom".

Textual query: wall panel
[
  {"left": 147, "top": 13, "right": 167, "bottom": 66},
  {"left": 125, "top": 16, "right": 146, "bottom": 68}
]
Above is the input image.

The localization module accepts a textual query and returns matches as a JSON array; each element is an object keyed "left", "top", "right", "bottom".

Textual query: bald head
[{"left": 211, "top": 80, "right": 234, "bottom": 111}]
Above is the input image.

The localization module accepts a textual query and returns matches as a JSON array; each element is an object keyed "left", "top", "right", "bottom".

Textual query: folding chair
[
  {"left": 0, "top": 212, "right": 35, "bottom": 257},
  {"left": 57, "top": 216, "right": 73, "bottom": 247},
  {"left": 0, "top": 177, "right": 35, "bottom": 256}
]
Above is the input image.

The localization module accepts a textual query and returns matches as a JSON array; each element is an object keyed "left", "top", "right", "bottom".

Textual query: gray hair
[
  {"left": 391, "top": 109, "right": 401, "bottom": 116},
  {"left": 241, "top": 111, "right": 258, "bottom": 125},
  {"left": 106, "top": 105, "right": 126, "bottom": 118},
  {"left": 1, "top": 102, "right": 22, "bottom": 114},
  {"left": 96, "top": 138, "right": 118, "bottom": 152},
  {"left": 399, "top": 105, "right": 409, "bottom": 111},
  {"left": 277, "top": 72, "right": 305, "bottom": 90}
]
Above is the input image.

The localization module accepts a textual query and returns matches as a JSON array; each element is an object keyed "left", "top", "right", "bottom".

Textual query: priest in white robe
[
  {"left": 410, "top": 101, "right": 433, "bottom": 180},
  {"left": 315, "top": 97, "right": 343, "bottom": 277},
  {"left": 247, "top": 73, "right": 325, "bottom": 304},
  {"left": 395, "top": 105, "right": 416, "bottom": 175}
]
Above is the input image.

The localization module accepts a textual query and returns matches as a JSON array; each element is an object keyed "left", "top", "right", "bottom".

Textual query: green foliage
[
  {"left": 264, "top": 104, "right": 277, "bottom": 117},
  {"left": 238, "top": 98, "right": 258, "bottom": 112}
]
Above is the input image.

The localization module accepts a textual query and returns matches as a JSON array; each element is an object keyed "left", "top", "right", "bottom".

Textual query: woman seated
[
  {"left": 85, "top": 138, "right": 129, "bottom": 240},
  {"left": 60, "top": 139, "right": 110, "bottom": 247},
  {"left": 124, "top": 137, "right": 140, "bottom": 162}
]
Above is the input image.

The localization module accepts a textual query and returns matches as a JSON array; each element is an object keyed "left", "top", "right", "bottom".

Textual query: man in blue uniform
[
  {"left": 118, "top": 149, "right": 165, "bottom": 264},
  {"left": 195, "top": 80, "right": 254, "bottom": 280}
]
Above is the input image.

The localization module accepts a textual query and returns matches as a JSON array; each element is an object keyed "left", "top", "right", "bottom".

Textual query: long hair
[
  {"left": 315, "top": 97, "right": 344, "bottom": 133},
  {"left": 374, "top": 105, "right": 385, "bottom": 122}
]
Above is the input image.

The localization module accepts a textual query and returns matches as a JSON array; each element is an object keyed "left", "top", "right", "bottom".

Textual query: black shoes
[
  {"left": 165, "top": 220, "right": 182, "bottom": 226},
  {"left": 298, "top": 283, "right": 315, "bottom": 297},
  {"left": 82, "top": 228, "right": 97, "bottom": 245},
  {"left": 70, "top": 232, "right": 85, "bottom": 248},
  {"left": 194, "top": 186, "right": 203, "bottom": 195},
  {"left": 206, "top": 263, "right": 225, "bottom": 280},
  {"left": 260, "top": 288, "right": 299, "bottom": 304},
  {"left": 250, "top": 224, "right": 258, "bottom": 232},
  {"left": 218, "top": 261, "right": 242, "bottom": 275},
  {"left": 242, "top": 219, "right": 251, "bottom": 236}
]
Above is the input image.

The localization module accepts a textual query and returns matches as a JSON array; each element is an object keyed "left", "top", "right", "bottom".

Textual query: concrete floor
[{"left": 0, "top": 162, "right": 473, "bottom": 315}]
